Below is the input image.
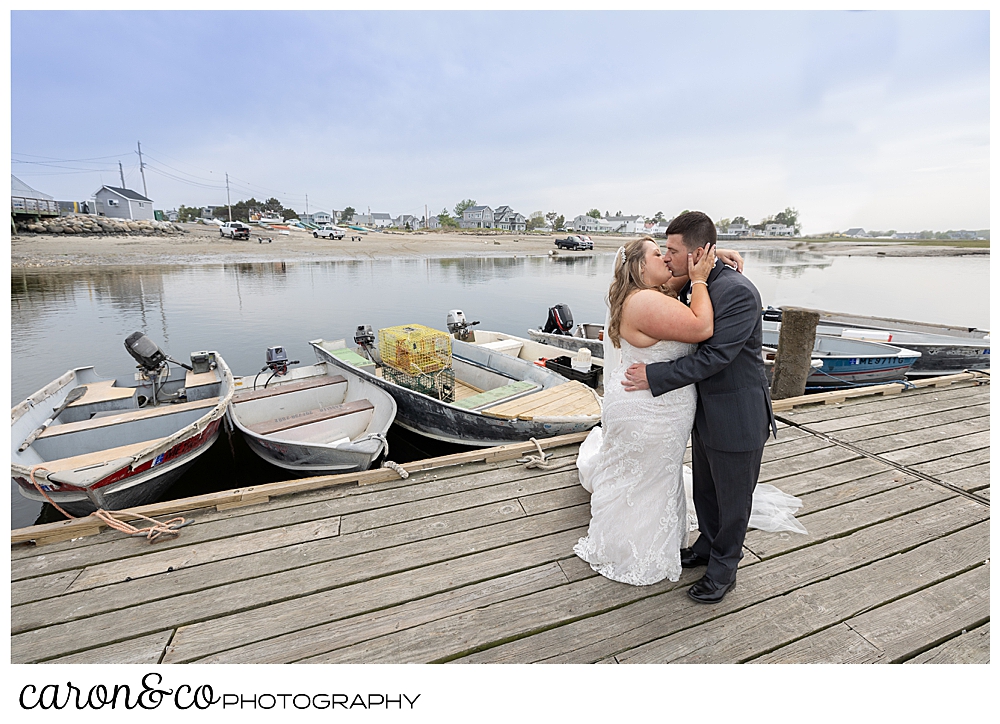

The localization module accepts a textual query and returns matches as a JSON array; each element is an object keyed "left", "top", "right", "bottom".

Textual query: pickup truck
[
  {"left": 555, "top": 235, "right": 592, "bottom": 250},
  {"left": 220, "top": 222, "right": 251, "bottom": 240},
  {"left": 313, "top": 225, "right": 346, "bottom": 240}
]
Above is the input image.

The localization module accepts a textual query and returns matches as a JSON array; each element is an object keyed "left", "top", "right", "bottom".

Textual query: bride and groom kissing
[{"left": 575, "top": 210, "right": 792, "bottom": 604}]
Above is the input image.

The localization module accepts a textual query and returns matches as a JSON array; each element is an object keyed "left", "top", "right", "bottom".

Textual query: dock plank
[
  {"left": 46, "top": 630, "right": 174, "bottom": 665},
  {"left": 853, "top": 416, "right": 991, "bottom": 455},
  {"left": 905, "top": 622, "right": 990, "bottom": 664},
  {"left": 748, "top": 624, "right": 883, "bottom": 664}
]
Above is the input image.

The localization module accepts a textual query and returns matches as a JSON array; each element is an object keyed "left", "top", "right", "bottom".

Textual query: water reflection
[{"left": 744, "top": 248, "right": 834, "bottom": 279}]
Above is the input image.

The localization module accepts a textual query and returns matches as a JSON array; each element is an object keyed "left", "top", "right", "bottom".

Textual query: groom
[{"left": 623, "top": 211, "right": 776, "bottom": 604}]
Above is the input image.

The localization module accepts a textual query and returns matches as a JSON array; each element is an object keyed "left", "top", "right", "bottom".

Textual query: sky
[{"left": 10, "top": 10, "right": 990, "bottom": 234}]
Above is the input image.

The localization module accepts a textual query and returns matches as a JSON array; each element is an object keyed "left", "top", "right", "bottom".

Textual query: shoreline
[{"left": 10, "top": 224, "right": 989, "bottom": 270}]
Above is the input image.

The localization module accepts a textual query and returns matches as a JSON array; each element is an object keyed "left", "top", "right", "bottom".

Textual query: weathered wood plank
[
  {"left": 748, "top": 623, "right": 884, "bottom": 664},
  {"left": 910, "top": 448, "right": 991, "bottom": 478},
  {"left": 778, "top": 384, "right": 985, "bottom": 425},
  {"left": 11, "top": 568, "right": 83, "bottom": 606},
  {"left": 813, "top": 402, "right": 989, "bottom": 442},
  {"left": 760, "top": 456, "right": 892, "bottom": 498},
  {"left": 760, "top": 435, "right": 832, "bottom": 464},
  {"left": 743, "top": 480, "right": 951, "bottom": 560},
  {"left": 166, "top": 526, "right": 588, "bottom": 664},
  {"left": 458, "top": 499, "right": 987, "bottom": 663},
  {"left": 790, "top": 469, "right": 919, "bottom": 516},
  {"left": 519, "top": 484, "right": 590, "bottom": 516},
  {"left": 11, "top": 495, "right": 537, "bottom": 638},
  {"left": 935, "top": 463, "right": 990, "bottom": 492},
  {"left": 758, "top": 445, "right": 861, "bottom": 484},
  {"left": 853, "top": 416, "right": 990, "bottom": 456},
  {"left": 848, "top": 565, "right": 990, "bottom": 663},
  {"left": 905, "top": 622, "right": 990, "bottom": 664},
  {"left": 882, "top": 430, "right": 990, "bottom": 466},
  {"left": 12, "top": 505, "right": 591, "bottom": 662},
  {"left": 192, "top": 563, "right": 570, "bottom": 663},
  {"left": 614, "top": 523, "right": 989, "bottom": 664},
  {"left": 45, "top": 630, "right": 174, "bottom": 665}
]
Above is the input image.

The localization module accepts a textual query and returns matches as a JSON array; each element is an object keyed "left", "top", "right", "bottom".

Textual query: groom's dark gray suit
[{"left": 645, "top": 261, "right": 777, "bottom": 586}]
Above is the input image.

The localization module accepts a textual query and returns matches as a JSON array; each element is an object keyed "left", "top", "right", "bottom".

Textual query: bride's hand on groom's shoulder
[
  {"left": 622, "top": 363, "right": 650, "bottom": 391},
  {"left": 716, "top": 247, "right": 743, "bottom": 272}
]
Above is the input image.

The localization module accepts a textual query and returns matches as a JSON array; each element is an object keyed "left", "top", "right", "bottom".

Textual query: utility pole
[
  {"left": 226, "top": 173, "right": 232, "bottom": 222},
  {"left": 136, "top": 141, "right": 148, "bottom": 198},
  {"left": 425, "top": 204, "right": 428, "bottom": 229},
  {"left": 305, "top": 193, "right": 309, "bottom": 215},
  {"left": 119, "top": 162, "right": 126, "bottom": 188}
]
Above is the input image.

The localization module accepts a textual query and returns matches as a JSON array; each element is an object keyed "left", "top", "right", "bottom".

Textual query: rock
[
  {"left": 62, "top": 226, "right": 77, "bottom": 234},
  {"left": 48, "top": 226, "right": 63, "bottom": 234}
]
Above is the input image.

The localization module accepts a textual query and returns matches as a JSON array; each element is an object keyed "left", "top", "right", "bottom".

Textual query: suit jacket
[{"left": 646, "top": 262, "right": 777, "bottom": 452}]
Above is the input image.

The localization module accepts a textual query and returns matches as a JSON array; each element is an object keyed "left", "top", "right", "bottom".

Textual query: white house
[
  {"left": 427, "top": 215, "right": 442, "bottom": 229},
  {"left": 94, "top": 186, "right": 154, "bottom": 221},
  {"left": 843, "top": 228, "right": 868, "bottom": 238},
  {"left": 393, "top": 214, "right": 422, "bottom": 230},
  {"left": 572, "top": 214, "right": 616, "bottom": 234},
  {"left": 302, "top": 211, "right": 333, "bottom": 225},
  {"left": 764, "top": 223, "right": 796, "bottom": 237},
  {"left": 605, "top": 215, "right": 646, "bottom": 234},
  {"left": 461, "top": 205, "right": 494, "bottom": 229},
  {"left": 494, "top": 205, "right": 526, "bottom": 231},
  {"left": 726, "top": 223, "right": 751, "bottom": 237}
]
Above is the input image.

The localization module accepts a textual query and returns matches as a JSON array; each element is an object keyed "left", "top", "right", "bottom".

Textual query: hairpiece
[{"left": 619, "top": 247, "right": 627, "bottom": 266}]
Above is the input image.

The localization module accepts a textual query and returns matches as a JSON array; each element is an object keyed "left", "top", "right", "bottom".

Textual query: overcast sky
[{"left": 10, "top": 10, "right": 989, "bottom": 234}]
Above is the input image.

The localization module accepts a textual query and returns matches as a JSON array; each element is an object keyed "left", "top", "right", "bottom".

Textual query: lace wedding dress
[
  {"left": 575, "top": 337, "right": 807, "bottom": 587},
  {"left": 575, "top": 338, "right": 696, "bottom": 586}
]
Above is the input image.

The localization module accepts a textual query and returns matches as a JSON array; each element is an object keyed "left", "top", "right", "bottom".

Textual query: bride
[{"left": 574, "top": 236, "right": 804, "bottom": 586}]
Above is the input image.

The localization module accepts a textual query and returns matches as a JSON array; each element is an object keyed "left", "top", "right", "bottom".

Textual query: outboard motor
[
  {"left": 541, "top": 304, "right": 574, "bottom": 335},
  {"left": 446, "top": 309, "right": 479, "bottom": 342},
  {"left": 762, "top": 306, "right": 783, "bottom": 322},
  {"left": 355, "top": 324, "right": 378, "bottom": 362},
  {"left": 124, "top": 332, "right": 192, "bottom": 373},
  {"left": 253, "top": 344, "right": 300, "bottom": 389}
]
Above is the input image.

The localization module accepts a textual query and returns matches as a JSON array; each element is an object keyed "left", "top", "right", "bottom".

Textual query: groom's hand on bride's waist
[{"left": 622, "top": 363, "right": 650, "bottom": 391}]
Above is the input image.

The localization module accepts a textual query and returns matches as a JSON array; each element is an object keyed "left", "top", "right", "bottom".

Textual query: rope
[
  {"left": 29, "top": 464, "right": 187, "bottom": 542},
  {"left": 517, "top": 437, "right": 579, "bottom": 472},
  {"left": 806, "top": 366, "right": 916, "bottom": 392},
  {"left": 381, "top": 460, "right": 409, "bottom": 478}
]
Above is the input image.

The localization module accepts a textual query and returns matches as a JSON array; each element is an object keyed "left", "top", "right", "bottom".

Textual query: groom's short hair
[{"left": 666, "top": 211, "right": 717, "bottom": 251}]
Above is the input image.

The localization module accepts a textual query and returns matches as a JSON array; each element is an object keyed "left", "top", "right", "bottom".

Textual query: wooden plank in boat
[
  {"left": 66, "top": 380, "right": 136, "bottom": 408},
  {"left": 232, "top": 375, "right": 347, "bottom": 403},
  {"left": 452, "top": 381, "right": 537, "bottom": 410},
  {"left": 485, "top": 382, "right": 599, "bottom": 420},
  {"left": 246, "top": 399, "right": 373, "bottom": 436},
  {"left": 38, "top": 397, "right": 220, "bottom": 439},
  {"left": 481, "top": 383, "right": 568, "bottom": 419},
  {"left": 40, "top": 437, "right": 170, "bottom": 473},
  {"left": 185, "top": 368, "right": 220, "bottom": 389},
  {"left": 453, "top": 378, "right": 484, "bottom": 401}
]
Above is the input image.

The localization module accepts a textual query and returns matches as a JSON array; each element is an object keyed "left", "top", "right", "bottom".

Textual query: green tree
[
  {"left": 340, "top": 206, "right": 356, "bottom": 223},
  {"left": 177, "top": 205, "right": 202, "bottom": 222},
  {"left": 454, "top": 199, "right": 477, "bottom": 217},
  {"left": 545, "top": 211, "right": 559, "bottom": 227},
  {"left": 732, "top": 216, "right": 748, "bottom": 226},
  {"left": 586, "top": 208, "right": 601, "bottom": 219},
  {"left": 653, "top": 211, "right": 665, "bottom": 223},
  {"left": 438, "top": 208, "right": 459, "bottom": 228},
  {"left": 716, "top": 218, "right": 731, "bottom": 231},
  {"left": 554, "top": 214, "right": 565, "bottom": 230},
  {"left": 773, "top": 207, "right": 800, "bottom": 233},
  {"left": 526, "top": 211, "right": 546, "bottom": 231}
]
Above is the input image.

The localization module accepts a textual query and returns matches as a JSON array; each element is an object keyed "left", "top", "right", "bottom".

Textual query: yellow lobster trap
[{"left": 379, "top": 324, "right": 452, "bottom": 376}]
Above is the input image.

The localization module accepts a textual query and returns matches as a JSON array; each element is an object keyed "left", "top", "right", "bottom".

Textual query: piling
[{"left": 770, "top": 307, "right": 819, "bottom": 399}]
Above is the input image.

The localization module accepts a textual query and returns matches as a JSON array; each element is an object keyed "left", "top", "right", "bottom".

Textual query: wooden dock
[{"left": 10, "top": 372, "right": 989, "bottom": 664}]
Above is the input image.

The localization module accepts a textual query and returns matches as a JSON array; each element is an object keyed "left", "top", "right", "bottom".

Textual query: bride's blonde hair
[{"left": 607, "top": 236, "right": 668, "bottom": 348}]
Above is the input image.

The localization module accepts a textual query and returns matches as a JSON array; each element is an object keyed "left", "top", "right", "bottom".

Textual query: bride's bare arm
[{"left": 626, "top": 246, "right": 716, "bottom": 343}]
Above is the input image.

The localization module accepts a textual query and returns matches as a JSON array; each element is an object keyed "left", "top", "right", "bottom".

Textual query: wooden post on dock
[{"left": 770, "top": 307, "right": 819, "bottom": 399}]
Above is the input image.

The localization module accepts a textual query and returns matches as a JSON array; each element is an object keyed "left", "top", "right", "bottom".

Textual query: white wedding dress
[
  {"left": 575, "top": 336, "right": 807, "bottom": 587},
  {"left": 575, "top": 338, "right": 697, "bottom": 586}
]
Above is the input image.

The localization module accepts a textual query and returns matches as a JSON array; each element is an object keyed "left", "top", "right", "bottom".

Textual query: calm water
[{"left": 10, "top": 249, "right": 990, "bottom": 528}]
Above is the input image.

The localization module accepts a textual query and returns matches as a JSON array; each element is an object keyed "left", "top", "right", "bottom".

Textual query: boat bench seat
[
  {"left": 232, "top": 375, "right": 347, "bottom": 403},
  {"left": 65, "top": 380, "right": 137, "bottom": 408},
  {"left": 38, "top": 397, "right": 220, "bottom": 439},
  {"left": 246, "top": 399, "right": 374, "bottom": 436},
  {"left": 480, "top": 339, "right": 524, "bottom": 357},
  {"left": 452, "top": 381, "right": 538, "bottom": 410},
  {"left": 40, "top": 437, "right": 170, "bottom": 474}
]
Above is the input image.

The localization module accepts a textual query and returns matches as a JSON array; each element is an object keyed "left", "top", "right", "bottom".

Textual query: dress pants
[{"left": 689, "top": 426, "right": 766, "bottom": 585}]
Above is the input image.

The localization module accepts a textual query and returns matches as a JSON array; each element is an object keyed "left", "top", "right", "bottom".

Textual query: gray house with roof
[
  {"left": 460, "top": 205, "right": 494, "bottom": 229},
  {"left": 493, "top": 205, "right": 526, "bottom": 231},
  {"left": 94, "top": 186, "right": 154, "bottom": 220}
]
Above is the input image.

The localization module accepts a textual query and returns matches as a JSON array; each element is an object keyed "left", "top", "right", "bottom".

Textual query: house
[
  {"left": 301, "top": 211, "right": 333, "bottom": 225},
  {"left": 393, "top": 214, "right": 421, "bottom": 230},
  {"left": 572, "top": 215, "right": 617, "bottom": 234},
  {"left": 605, "top": 215, "right": 646, "bottom": 234},
  {"left": 948, "top": 230, "right": 978, "bottom": 240},
  {"left": 370, "top": 213, "right": 393, "bottom": 228},
  {"left": 765, "top": 223, "right": 796, "bottom": 237},
  {"left": 726, "top": 223, "right": 751, "bottom": 237},
  {"left": 94, "top": 186, "right": 154, "bottom": 220},
  {"left": 427, "top": 215, "right": 442, "bottom": 229},
  {"left": 461, "top": 205, "right": 494, "bottom": 229},
  {"left": 843, "top": 228, "right": 868, "bottom": 238},
  {"left": 165, "top": 208, "right": 179, "bottom": 222},
  {"left": 892, "top": 232, "right": 922, "bottom": 240},
  {"left": 493, "top": 206, "right": 526, "bottom": 231}
]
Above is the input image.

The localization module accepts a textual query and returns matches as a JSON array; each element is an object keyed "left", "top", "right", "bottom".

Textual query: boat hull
[{"left": 526, "top": 328, "right": 604, "bottom": 359}]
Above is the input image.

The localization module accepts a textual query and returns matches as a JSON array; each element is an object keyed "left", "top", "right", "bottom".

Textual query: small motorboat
[
  {"left": 227, "top": 345, "right": 397, "bottom": 476},
  {"left": 762, "top": 308, "right": 989, "bottom": 377},
  {"left": 311, "top": 322, "right": 601, "bottom": 448},
  {"left": 444, "top": 310, "right": 604, "bottom": 391},
  {"left": 527, "top": 304, "right": 605, "bottom": 358},
  {"left": 11, "top": 334, "right": 234, "bottom": 515},
  {"left": 761, "top": 325, "right": 920, "bottom": 388}
]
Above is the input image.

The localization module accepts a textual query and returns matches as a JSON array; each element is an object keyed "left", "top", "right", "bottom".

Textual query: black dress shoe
[
  {"left": 687, "top": 576, "right": 736, "bottom": 604},
  {"left": 680, "top": 547, "right": 710, "bottom": 568}
]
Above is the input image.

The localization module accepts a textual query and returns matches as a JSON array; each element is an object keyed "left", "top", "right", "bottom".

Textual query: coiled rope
[
  {"left": 517, "top": 437, "right": 579, "bottom": 472},
  {"left": 29, "top": 465, "right": 188, "bottom": 542}
]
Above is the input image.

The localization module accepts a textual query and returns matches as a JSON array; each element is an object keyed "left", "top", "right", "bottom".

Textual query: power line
[{"left": 12, "top": 151, "right": 133, "bottom": 162}]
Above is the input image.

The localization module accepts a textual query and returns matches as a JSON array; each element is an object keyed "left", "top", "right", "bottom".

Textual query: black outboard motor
[
  {"left": 762, "top": 306, "right": 783, "bottom": 322},
  {"left": 542, "top": 304, "right": 574, "bottom": 335},
  {"left": 124, "top": 332, "right": 168, "bottom": 373}
]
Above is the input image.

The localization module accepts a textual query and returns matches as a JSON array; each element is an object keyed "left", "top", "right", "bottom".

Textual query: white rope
[
  {"left": 381, "top": 460, "right": 409, "bottom": 478},
  {"left": 517, "top": 437, "right": 578, "bottom": 472}
]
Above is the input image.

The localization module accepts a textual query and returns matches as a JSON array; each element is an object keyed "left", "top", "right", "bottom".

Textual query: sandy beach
[{"left": 10, "top": 222, "right": 988, "bottom": 269}]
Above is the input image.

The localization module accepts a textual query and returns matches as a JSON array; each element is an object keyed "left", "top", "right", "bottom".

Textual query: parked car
[
  {"left": 220, "top": 222, "right": 250, "bottom": 240},
  {"left": 574, "top": 235, "right": 593, "bottom": 250},
  {"left": 555, "top": 235, "right": 592, "bottom": 250},
  {"left": 314, "top": 225, "right": 346, "bottom": 239}
]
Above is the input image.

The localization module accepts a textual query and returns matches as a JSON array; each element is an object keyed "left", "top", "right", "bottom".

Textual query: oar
[{"left": 18, "top": 386, "right": 87, "bottom": 452}]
